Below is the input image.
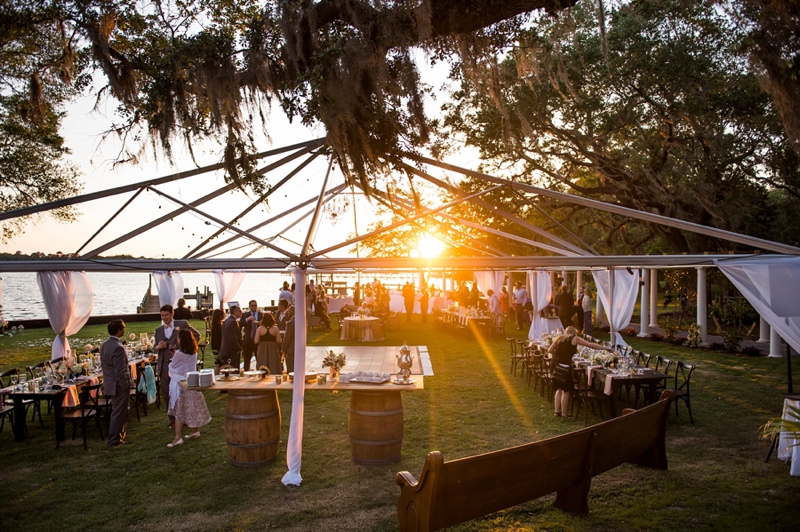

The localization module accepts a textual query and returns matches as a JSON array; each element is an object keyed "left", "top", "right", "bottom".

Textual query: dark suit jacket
[
  {"left": 219, "top": 316, "right": 241, "bottom": 361},
  {"left": 282, "top": 316, "right": 295, "bottom": 372},
  {"left": 155, "top": 319, "right": 200, "bottom": 376},
  {"left": 240, "top": 310, "right": 262, "bottom": 345},
  {"left": 100, "top": 335, "right": 129, "bottom": 396}
]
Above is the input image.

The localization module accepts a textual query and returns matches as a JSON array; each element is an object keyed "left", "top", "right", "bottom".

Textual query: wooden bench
[{"left": 396, "top": 390, "right": 675, "bottom": 531}]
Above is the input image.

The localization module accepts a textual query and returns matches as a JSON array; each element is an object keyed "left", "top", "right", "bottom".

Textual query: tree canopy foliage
[{"left": 438, "top": 0, "right": 800, "bottom": 254}]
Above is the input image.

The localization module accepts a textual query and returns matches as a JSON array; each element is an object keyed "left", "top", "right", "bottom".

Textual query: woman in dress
[
  {"left": 167, "top": 329, "right": 212, "bottom": 447},
  {"left": 254, "top": 312, "right": 282, "bottom": 374},
  {"left": 548, "top": 326, "right": 612, "bottom": 418}
]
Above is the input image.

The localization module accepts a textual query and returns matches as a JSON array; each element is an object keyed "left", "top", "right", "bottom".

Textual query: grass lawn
[{"left": 0, "top": 318, "right": 796, "bottom": 531}]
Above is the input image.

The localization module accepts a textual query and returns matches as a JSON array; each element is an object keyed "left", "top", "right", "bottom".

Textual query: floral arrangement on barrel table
[{"left": 322, "top": 350, "right": 347, "bottom": 377}]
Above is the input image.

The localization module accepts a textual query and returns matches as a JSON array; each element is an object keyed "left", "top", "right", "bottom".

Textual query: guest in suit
[
  {"left": 219, "top": 305, "right": 243, "bottom": 370},
  {"left": 276, "top": 299, "right": 291, "bottom": 330},
  {"left": 173, "top": 298, "right": 193, "bottom": 320},
  {"left": 239, "top": 300, "right": 261, "bottom": 371},
  {"left": 101, "top": 319, "right": 131, "bottom": 446},
  {"left": 155, "top": 304, "right": 200, "bottom": 429},
  {"left": 210, "top": 308, "right": 224, "bottom": 357},
  {"left": 281, "top": 306, "right": 296, "bottom": 373}
]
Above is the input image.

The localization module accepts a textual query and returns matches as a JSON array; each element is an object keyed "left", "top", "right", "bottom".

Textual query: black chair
[
  {"left": 0, "top": 368, "right": 35, "bottom": 426},
  {"left": 673, "top": 361, "right": 695, "bottom": 423},
  {"left": 56, "top": 383, "right": 104, "bottom": 450},
  {"left": 506, "top": 337, "right": 524, "bottom": 376},
  {"left": 571, "top": 367, "right": 609, "bottom": 426},
  {"left": 0, "top": 381, "right": 14, "bottom": 433}
]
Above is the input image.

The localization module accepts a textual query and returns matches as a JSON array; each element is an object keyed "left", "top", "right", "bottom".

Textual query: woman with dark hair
[
  {"left": 167, "top": 329, "right": 211, "bottom": 447},
  {"left": 255, "top": 312, "right": 282, "bottom": 374},
  {"left": 210, "top": 308, "right": 224, "bottom": 356},
  {"left": 548, "top": 326, "right": 612, "bottom": 418}
]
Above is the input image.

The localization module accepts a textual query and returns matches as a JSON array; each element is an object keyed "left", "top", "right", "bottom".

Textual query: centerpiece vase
[{"left": 330, "top": 367, "right": 340, "bottom": 379}]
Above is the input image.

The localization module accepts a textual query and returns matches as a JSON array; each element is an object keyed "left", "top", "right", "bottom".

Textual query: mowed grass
[{"left": 0, "top": 318, "right": 797, "bottom": 531}]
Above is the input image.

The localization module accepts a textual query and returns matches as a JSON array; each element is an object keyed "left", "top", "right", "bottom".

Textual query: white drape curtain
[
  {"left": 592, "top": 269, "right": 640, "bottom": 344},
  {"left": 37, "top": 272, "right": 94, "bottom": 360},
  {"left": 153, "top": 271, "right": 185, "bottom": 308},
  {"left": 474, "top": 271, "right": 505, "bottom": 295},
  {"left": 527, "top": 270, "right": 554, "bottom": 340},
  {"left": 213, "top": 270, "right": 246, "bottom": 308},
  {"left": 283, "top": 266, "right": 307, "bottom": 487},
  {"left": 715, "top": 256, "right": 800, "bottom": 353}
]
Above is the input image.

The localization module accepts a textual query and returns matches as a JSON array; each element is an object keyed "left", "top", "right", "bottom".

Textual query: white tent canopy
[{"left": 4, "top": 138, "right": 800, "bottom": 486}]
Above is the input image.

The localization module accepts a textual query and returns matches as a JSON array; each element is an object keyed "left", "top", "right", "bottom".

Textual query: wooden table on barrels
[{"left": 184, "top": 345, "right": 431, "bottom": 467}]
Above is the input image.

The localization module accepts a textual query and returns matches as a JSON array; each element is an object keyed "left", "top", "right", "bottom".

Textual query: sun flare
[{"left": 417, "top": 235, "right": 446, "bottom": 258}]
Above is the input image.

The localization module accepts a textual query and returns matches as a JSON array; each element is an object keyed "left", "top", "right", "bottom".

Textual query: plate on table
[
  {"left": 392, "top": 379, "right": 416, "bottom": 385},
  {"left": 349, "top": 375, "right": 390, "bottom": 384}
]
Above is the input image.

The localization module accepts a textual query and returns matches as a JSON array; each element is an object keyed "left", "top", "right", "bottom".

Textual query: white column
[
  {"left": 576, "top": 271, "right": 583, "bottom": 295},
  {"left": 770, "top": 327, "right": 783, "bottom": 358},
  {"left": 283, "top": 266, "right": 307, "bottom": 486},
  {"left": 649, "top": 269, "right": 659, "bottom": 328},
  {"left": 608, "top": 268, "right": 615, "bottom": 344},
  {"left": 549, "top": 271, "right": 556, "bottom": 297},
  {"left": 697, "top": 267, "right": 707, "bottom": 345},
  {"left": 562, "top": 269, "right": 568, "bottom": 287},
  {"left": 639, "top": 269, "right": 650, "bottom": 337},
  {"left": 758, "top": 316, "right": 769, "bottom": 343},
  {"left": 441, "top": 271, "right": 446, "bottom": 292}
]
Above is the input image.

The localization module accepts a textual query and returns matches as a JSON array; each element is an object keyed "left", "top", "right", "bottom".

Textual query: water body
[{"left": 0, "top": 271, "right": 417, "bottom": 320}]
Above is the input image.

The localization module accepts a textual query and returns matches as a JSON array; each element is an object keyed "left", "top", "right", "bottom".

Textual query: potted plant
[{"left": 322, "top": 350, "right": 347, "bottom": 378}]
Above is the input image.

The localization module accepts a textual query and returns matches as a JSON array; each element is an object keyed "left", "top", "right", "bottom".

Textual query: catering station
[{"left": 185, "top": 345, "right": 432, "bottom": 467}]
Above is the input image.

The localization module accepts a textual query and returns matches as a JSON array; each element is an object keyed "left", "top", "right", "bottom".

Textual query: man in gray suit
[
  {"left": 101, "top": 319, "right": 131, "bottom": 446},
  {"left": 155, "top": 304, "right": 200, "bottom": 428}
]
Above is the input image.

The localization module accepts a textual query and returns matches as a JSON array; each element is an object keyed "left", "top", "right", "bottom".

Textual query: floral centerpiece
[
  {"left": 322, "top": 350, "right": 347, "bottom": 378},
  {"left": 592, "top": 352, "right": 618, "bottom": 368}
]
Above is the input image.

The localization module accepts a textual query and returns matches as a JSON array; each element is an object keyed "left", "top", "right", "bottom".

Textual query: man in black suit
[
  {"left": 219, "top": 305, "right": 243, "bottom": 369},
  {"left": 239, "top": 300, "right": 261, "bottom": 371},
  {"left": 155, "top": 305, "right": 200, "bottom": 428},
  {"left": 101, "top": 319, "right": 131, "bottom": 446},
  {"left": 281, "top": 307, "right": 296, "bottom": 373}
]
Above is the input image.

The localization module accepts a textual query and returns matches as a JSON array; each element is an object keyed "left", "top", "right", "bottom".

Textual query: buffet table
[{"left": 186, "top": 345, "right": 431, "bottom": 467}]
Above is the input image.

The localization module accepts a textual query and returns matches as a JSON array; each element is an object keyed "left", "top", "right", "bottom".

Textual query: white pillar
[
  {"left": 770, "top": 327, "right": 783, "bottom": 358},
  {"left": 562, "top": 269, "right": 568, "bottom": 287},
  {"left": 283, "top": 266, "right": 307, "bottom": 486},
  {"left": 758, "top": 316, "right": 769, "bottom": 343},
  {"left": 639, "top": 269, "right": 650, "bottom": 337},
  {"left": 697, "top": 267, "right": 707, "bottom": 345},
  {"left": 441, "top": 271, "right": 446, "bottom": 292},
  {"left": 549, "top": 271, "right": 556, "bottom": 297},
  {"left": 576, "top": 271, "right": 583, "bottom": 295},
  {"left": 608, "top": 268, "right": 615, "bottom": 344},
  {"left": 649, "top": 269, "right": 659, "bottom": 328}
]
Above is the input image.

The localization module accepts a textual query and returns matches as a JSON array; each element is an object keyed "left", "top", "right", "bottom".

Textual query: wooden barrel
[
  {"left": 225, "top": 390, "right": 281, "bottom": 467},
  {"left": 348, "top": 391, "right": 404, "bottom": 465}
]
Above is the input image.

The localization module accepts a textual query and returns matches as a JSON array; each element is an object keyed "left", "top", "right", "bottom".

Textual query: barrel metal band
[
  {"left": 348, "top": 408, "right": 404, "bottom": 417},
  {"left": 227, "top": 439, "right": 279, "bottom": 449},
  {"left": 226, "top": 411, "right": 278, "bottom": 420}
]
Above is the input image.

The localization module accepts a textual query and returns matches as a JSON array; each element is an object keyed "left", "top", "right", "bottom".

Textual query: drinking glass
[
  {"left": 9, "top": 374, "right": 19, "bottom": 390},
  {"left": 18, "top": 374, "right": 27, "bottom": 389}
]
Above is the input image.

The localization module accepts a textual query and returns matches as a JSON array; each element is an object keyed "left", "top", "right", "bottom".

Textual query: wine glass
[
  {"left": 9, "top": 374, "right": 19, "bottom": 390},
  {"left": 58, "top": 364, "right": 68, "bottom": 383},
  {"left": 18, "top": 374, "right": 27, "bottom": 390}
]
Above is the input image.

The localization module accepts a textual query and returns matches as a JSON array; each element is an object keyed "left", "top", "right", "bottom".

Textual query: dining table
[
  {"left": 577, "top": 362, "right": 670, "bottom": 418},
  {"left": 340, "top": 316, "right": 385, "bottom": 342},
  {"left": 2, "top": 377, "right": 97, "bottom": 442}
]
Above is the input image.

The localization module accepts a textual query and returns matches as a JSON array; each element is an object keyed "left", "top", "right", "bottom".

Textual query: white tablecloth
[
  {"left": 528, "top": 316, "right": 563, "bottom": 340},
  {"left": 778, "top": 398, "right": 800, "bottom": 476},
  {"left": 327, "top": 297, "right": 354, "bottom": 313}
]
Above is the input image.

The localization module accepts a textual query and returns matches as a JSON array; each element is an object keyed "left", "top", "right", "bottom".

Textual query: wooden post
[{"left": 639, "top": 269, "right": 650, "bottom": 337}]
